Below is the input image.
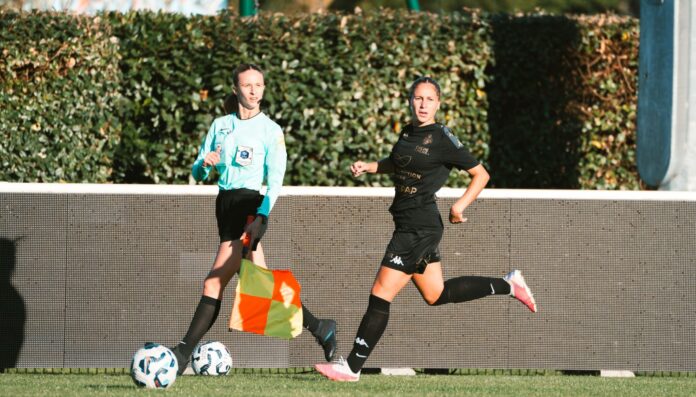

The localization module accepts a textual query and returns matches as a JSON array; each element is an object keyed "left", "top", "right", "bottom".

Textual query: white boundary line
[{"left": 1, "top": 182, "right": 696, "bottom": 201}]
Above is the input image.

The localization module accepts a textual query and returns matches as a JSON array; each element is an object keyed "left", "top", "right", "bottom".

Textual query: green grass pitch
[{"left": 2, "top": 372, "right": 696, "bottom": 397}]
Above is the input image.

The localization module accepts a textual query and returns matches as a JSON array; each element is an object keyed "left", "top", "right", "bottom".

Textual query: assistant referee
[{"left": 171, "top": 64, "right": 337, "bottom": 374}]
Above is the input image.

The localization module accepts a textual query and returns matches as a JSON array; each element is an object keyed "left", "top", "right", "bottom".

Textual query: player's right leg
[{"left": 315, "top": 266, "right": 412, "bottom": 382}]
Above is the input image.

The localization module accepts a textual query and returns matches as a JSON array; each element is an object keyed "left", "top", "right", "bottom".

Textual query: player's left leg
[
  {"left": 414, "top": 262, "right": 512, "bottom": 306},
  {"left": 411, "top": 261, "right": 444, "bottom": 303},
  {"left": 412, "top": 262, "right": 537, "bottom": 312},
  {"left": 503, "top": 269, "right": 537, "bottom": 312}
]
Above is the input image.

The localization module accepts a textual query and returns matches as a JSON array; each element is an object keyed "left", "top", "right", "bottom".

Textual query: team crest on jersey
[
  {"left": 235, "top": 145, "right": 253, "bottom": 166},
  {"left": 443, "top": 127, "right": 464, "bottom": 148},
  {"left": 423, "top": 134, "right": 433, "bottom": 145}
]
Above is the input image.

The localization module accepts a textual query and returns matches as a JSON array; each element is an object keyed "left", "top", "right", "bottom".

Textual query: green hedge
[
  {"left": 487, "top": 13, "right": 639, "bottom": 189},
  {"left": 0, "top": 10, "right": 640, "bottom": 189},
  {"left": 575, "top": 15, "right": 639, "bottom": 189},
  {"left": 0, "top": 12, "right": 120, "bottom": 182}
]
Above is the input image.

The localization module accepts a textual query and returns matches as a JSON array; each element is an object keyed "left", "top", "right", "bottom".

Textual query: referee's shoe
[
  {"left": 170, "top": 343, "right": 189, "bottom": 376},
  {"left": 313, "top": 319, "right": 337, "bottom": 362}
]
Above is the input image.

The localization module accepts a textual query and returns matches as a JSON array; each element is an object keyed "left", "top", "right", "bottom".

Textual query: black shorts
[
  {"left": 380, "top": 227, "right": 443, "bottom": 275},
  {"left": 215, "top": 188, "right": 264, "bottom": 242}
]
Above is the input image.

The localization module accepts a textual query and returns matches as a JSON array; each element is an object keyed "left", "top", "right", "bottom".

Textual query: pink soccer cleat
[
  {"left": 504, "top": 270, "right": 538, "bottom": 313},
  {"left": 315, "top": 357, "right": 360, "bottom": 382}
]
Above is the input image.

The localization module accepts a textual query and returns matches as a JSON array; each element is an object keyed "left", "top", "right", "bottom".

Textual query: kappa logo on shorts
[
  {"left": 355, "top": 337, "right": 369, "bottom": 348},
  {"left": 390, "top": 255, "right": 404, "bottom": 266}
]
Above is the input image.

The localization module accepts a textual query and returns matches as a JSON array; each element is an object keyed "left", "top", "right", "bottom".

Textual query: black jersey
[{"left": 388, "top": 122, "right": 479, "bottom": 228}]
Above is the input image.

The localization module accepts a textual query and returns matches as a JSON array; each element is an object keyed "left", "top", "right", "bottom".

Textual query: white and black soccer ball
[
  {"left": 130, "top": 342, "right": 178, "bottom": 389},
  {"left": 191, "top": 341, "right": 232, "bottom": 376}
]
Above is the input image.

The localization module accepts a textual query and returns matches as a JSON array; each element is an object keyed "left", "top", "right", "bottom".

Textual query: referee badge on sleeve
[{"left": 235, "top": 145, "right": 254, "bottom": 166}]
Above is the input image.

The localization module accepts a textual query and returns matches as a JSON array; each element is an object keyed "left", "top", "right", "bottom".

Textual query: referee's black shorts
[
  {"left": 215, "top": 188, "right": 264, "bottom": 242},
  {"left": 380, "top": 226, "right": 443, "bottom": 275}
]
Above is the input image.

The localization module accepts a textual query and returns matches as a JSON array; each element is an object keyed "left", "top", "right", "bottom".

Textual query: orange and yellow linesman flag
[{"left": 229, "top": 259, "right": 303, "bottom": 339}]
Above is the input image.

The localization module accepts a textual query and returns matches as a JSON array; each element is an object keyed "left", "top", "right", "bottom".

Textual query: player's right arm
[
  {"left": 191, "top": 121, "right": 219, "bottom": 182},
  {"left": 351, "top": 157, "right": 394, "bottom": 177}
]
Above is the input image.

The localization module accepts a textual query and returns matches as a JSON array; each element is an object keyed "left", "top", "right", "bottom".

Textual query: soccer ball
[
  {"left": 191, "top": 341, "right": 233, "bottom": 376},
  {"left": 130, "top": 342, "right": 178, "bottom": 389}
]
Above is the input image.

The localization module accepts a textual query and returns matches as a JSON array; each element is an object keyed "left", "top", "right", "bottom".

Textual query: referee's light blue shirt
[{"left": 192, "top": 112, "right": 287, "bottom": 217}]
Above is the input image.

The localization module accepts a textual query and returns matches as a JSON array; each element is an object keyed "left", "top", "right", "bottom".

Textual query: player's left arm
[
  {"left": 440, "top": 127, "right": 489, "bottom": 224},
  {"left": 449, "top": 164, "right": 489, "bottom": 224}
]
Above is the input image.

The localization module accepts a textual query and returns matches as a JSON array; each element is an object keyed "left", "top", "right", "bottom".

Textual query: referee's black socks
[
  {"left": 347, "top": 294, "right": 391, "bottom": 374},
  {"left": 432, "top": 276, "right": 510, "bottom": 306},
  {"left": 302, "top": 304, "right": 320, "bottom": 333},
  {"left": 303, "top": 304, "right": 338, "bottom": 362},
  {"left": 177, "top": 295, "right": 222, "bottom": 359}
]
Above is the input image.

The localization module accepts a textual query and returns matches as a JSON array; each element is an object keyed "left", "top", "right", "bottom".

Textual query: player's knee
[
  {"left": 425, "top": 288, "right": 447, "bottom": 306},
  {"left": 371, "top": 283, "right": 396, "bottom": 303},
  {"left": 371, "top": 277, "right": 386, "bottom": 295},
  {"left": 424, "top": 294, "right": 440, "bottom": 306}
]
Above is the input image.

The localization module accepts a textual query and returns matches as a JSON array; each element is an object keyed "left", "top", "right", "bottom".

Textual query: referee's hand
[
  {"left": 242, "top": 215, "right": 267, "bottom": 255},
  {"left": 203, "top": 146, "right": 222, "bottom": 167},
  {"left": 449, "top": 207, "right": 468, "bottom": 224}
]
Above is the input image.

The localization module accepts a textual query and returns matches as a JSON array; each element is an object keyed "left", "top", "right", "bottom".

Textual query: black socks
[
  {"left": 302, "top": 304, "right": 337, "bottom": 362},
  {"left": 432, "top": 276, "right": 510, "bottom": 306},
  {"left": 302, "top": 304, "right": 320, "bottom": 333},
  {"left": 178, "top": 295, "right": 222, "bottom": 358},
  {"left": 346, "top": 294, "right": 391, "bottom": 373}
]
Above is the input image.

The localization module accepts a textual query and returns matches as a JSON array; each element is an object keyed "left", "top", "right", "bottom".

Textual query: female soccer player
[
  {"left": 315, "top": 76, "right": 537, "bottom": 382},
  {"left": 171, "top": 64, "right": 337, "bottom": 374}
]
